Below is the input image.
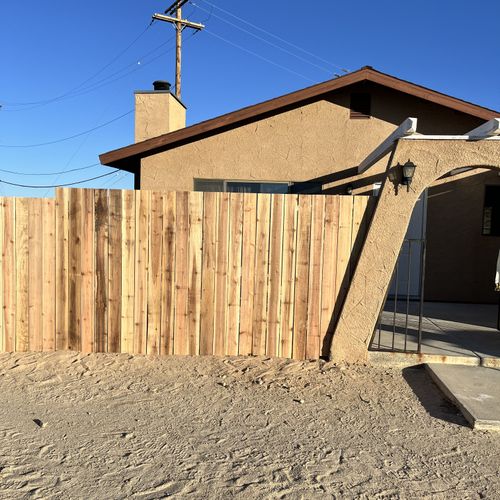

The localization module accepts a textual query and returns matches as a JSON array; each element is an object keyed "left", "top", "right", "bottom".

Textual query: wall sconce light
[
  {"left": 346, "top": 184, "right": 353, "bottom": 195},
  {"left": 402, "top": 159, "right": 416, "bottom": 192}
]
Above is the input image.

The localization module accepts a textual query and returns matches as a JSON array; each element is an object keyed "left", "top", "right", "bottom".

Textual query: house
[{"left": 100, "top": 66, "right": 500, "bottom": 311}]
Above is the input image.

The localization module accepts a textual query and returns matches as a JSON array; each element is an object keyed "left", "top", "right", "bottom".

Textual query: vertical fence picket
[
  {"left": 15, "top": 198, "right": 29, "bottom": 352},
  {"left": 266, "top": 194, "right": 284, "bottom": 358},
  {"left": 161, "top": 192, "right": 176, "bottom": 356},
  {"left": 95, "top": 190, "right": 109, "bottom": 353},
  {"left": 226, "top": 193, "right": 244, "bottom": 356},
  {"left": 3, "top": 199, "right": 15, "bottom": 353},
  {"left": 121, "top": 190, "right": 135, "bottom": 354},
  {"left": 292, "top": 195, "right": 312, "bottom": 360},
  {"left": 108, "top": 189, "right": 122, "bottom": 353},
  {"left": 238, "top": 194, "right": 257, "bottom": 355},
  {"left": 147, "top": 192, "right": 163, "bottom": 356},
  {"left": 42, "top": 200, "right": 56, "bottom": 351},
  {"left": 200, "top": 192, "right": 217, "bottom": 355}
]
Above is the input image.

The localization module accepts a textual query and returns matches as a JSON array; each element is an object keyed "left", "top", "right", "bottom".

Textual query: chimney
[{"left": 134, "top": 81, "right": 186, "bottom": 142}]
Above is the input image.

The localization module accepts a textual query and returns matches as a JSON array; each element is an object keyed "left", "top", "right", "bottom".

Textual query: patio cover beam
[{"left": 357, "top": 117, "right": 417, "bottom": 174}]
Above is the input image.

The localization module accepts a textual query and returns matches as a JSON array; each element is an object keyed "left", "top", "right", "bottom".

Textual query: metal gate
[
  {"left": 371, "top": 238, "right": 426, "bottom": 353},
  {"left": 370, "top": 191, "right": 428, "bottom": 353}
]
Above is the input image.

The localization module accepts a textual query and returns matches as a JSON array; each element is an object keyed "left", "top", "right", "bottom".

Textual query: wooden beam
[
  {"left": 358, "top": 117, "right": 417, "bottom": 174},
  {"left": 152, "top": 13, "right": 205, "bottom": 30},
  {"left": 466, "top": 118, "right": 500, "bottom": 138}
]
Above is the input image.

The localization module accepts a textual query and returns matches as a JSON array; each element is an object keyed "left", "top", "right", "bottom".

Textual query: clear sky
[{"left": 1, "top": 0, "right": 499, "bottom": 198}]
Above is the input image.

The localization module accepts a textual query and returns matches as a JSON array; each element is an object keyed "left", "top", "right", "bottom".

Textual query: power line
[
  {"left": 205, "top": 29, "right": 315, "bottom": 83},
  {"left": 0, "top": 162, "right": 104, "bottom": 176},
  {"left": 0, "top": 109, "right": 133, "bottom": 148},
  {"left": 2, "top": 24, "right": 153, "bottom": 108},
  {"left": 0, "top": 169, "right": 120, "bottom": 189},
  {"left": 193, "top": 2, "right": 334, "bottom": 75},
  {"left": 0, "top": 34, "right": 181, "bottom": 113},
  {"left": 198, "top": 0, "right": 349, "bottom": 73}
]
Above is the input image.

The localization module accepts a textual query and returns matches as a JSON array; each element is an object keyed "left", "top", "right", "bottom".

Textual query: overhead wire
[
  {"left": 0, "top": 162, "right": 103, "bottom": 176},
  {"left": 0, "top": 109, "right": 133, "bottom": 148},
  {"left": 2, "top": 24, "right": 154, "bottom": 108},
  {"left": 197, "top": 0, "right": 349, "bottom": 73},
  {"left": 192, "top": 2, "right": 334, "bottom": 75},
  {"left": 0, "top": 169, "right": 120, "bottom": 189},
  {"left": 205, "top": 29, "right": 316, "bottom": 83}
]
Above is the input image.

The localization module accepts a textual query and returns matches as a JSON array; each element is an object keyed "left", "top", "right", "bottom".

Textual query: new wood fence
[{"left": 0, "top": 188, "right": 371, "bottom": 360}]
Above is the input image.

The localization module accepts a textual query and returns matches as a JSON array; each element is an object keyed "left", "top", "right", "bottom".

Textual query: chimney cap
[{"left": 153, "top": 80, "right": 171, "bottom": 92}]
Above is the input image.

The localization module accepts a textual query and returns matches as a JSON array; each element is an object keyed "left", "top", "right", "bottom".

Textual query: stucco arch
[{"left": 330, "top": 139, "right": 500, "bottom": 363}]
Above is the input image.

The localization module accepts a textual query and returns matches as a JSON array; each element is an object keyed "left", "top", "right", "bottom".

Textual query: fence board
[
  {"left": 28, "top": 199, "right": 43, "bottom": 352},
  {"left": 15, "top": 198, "right": 29, "bottom": 352},
  {"left": 121, "top": 190, "right": 135, "bottom": 354},
  {"left": 55, "top": 189, "right": 69, "bottom": 351},
  {"left": 147, "top": 192, "right": 163, "bottom": 356},
  {"left": 214, "top": 193, "right": 229, "bottom": 356},
  {"left": 108, "top": 190, "right": 122, "bottom": 353},
  {"left": 292, "top": 196, "right": 312, "bottom": 360},
  {"left": 239, "top": 194, "right": 257, "bottom": 356},
  {"left": 95, "top": 190, "right": 109, "bottom": 353},
  {"left": 0, "top": 201, "right": 4, "bottom": 353},
  {"left": 226, "top": 193, "right": 243, "bottom": 356},
  {"left": 0, "top": 189, "right": 371, "bottom": 361},
  {"left": 42, "top": 200, "right": 56, "bottom": 351},
  {"left": 252, "top": 194, "right": 271, "bottom": 356},
  {"left": 161, "top": 192, "right": 176, "bottom": 356},
  {"left": 279, "top": 195, "right": 298, "bottom": 358},
  {"left": 174, "top": 192, "right": 189, "bottom": 355},
  {"left": 266, "top": 195, "right": 284, "bottom": 357},
  {"left": 306, "top": 196, "right": 325, "bottom": 360},
  {"left": 3, "top": 199, "right": 15, "bottom": 352},
  {"left": 81, "top": 189, "right": 95, "bottom": 353},
  {"left": 320, "top": 196, "right": 339, "bottom": 352},
  {"left": 200, "top": 192, "right": 217, "bottom": 355}
]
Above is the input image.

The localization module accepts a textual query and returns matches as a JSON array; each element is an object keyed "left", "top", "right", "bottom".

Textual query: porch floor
[{"left": 371, "top": 301, "right": 500, "bottom": 358}]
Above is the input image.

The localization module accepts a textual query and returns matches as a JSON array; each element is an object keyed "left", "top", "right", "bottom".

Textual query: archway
[{"left": 330, "top": 138, "right": 500, "bottom": 363}]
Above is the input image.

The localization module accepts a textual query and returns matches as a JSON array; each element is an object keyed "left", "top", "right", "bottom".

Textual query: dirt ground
[{"left": 0, "top": 352, "right": 498, "bottom": 499}]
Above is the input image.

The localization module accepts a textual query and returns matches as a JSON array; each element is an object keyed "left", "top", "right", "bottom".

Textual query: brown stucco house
[{"left": 100, "top": 66, "right": 500, "bottom": 309}]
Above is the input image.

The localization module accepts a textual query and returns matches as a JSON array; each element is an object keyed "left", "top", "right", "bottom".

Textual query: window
[
  {"left": 350, "top": 93, "right": 371, "bottom": 119},
  {"left": 482, "top": 185, "right": 500, "bottom": 236},
  {"left": 194, "top": 179, "right": 322, "bottom": 194}
]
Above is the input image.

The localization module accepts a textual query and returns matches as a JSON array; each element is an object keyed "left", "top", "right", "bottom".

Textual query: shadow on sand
[{"left": 402, "top": 365, "right": 469, "bottom": 428}]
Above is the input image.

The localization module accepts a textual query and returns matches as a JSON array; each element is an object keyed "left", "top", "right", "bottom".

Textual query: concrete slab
[
  {"left": 426, "top": 364, "right": 500, "bottom": 431},
  {"left": 372, "top": 302, "right": 500, "bottom": 358}
]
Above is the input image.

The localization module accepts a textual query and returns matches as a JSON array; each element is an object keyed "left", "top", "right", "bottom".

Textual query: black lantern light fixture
[{"left": 401, "top": 159, "right": 416, "bottom": 192}]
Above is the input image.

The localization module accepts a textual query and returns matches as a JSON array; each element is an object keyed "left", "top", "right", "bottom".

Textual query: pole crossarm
[
  {"left": 152, "top": 13, "right": 205, "bottom": 30},
  {"left": 357, "top": 117, "right": 418, "bottom": 174}
]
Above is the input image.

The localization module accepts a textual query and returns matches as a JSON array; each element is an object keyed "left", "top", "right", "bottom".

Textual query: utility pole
[{"left": 153, "top": 0, "right": 205, "bottom": 100}]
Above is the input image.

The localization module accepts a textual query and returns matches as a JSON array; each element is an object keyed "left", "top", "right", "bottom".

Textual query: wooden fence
[{"left": 0, "top": 188, "right": 371, "bottom": 360}]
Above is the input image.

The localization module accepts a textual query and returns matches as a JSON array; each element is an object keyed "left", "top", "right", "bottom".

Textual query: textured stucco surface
[
  {"left": 330, "top": 139, "right": 500, "bottom": 363},
  {"left": 426, "top": 169, "right": 500, "bottom": 304},
  {"left": 139, "top": 83, "right": 483, "bottom": 193},
  {"left": 135, "top": 92, "right": 186, "bottom": 142}
]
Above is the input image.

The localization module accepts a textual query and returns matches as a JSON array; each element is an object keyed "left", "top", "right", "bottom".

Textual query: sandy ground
[{"left": 0, "top": 352, "right": 499, "bottom": 499}]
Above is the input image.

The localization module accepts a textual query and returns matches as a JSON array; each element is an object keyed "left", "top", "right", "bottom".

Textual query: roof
[{"left": 100, "top": 66, "right": 500, "bottom": 171}]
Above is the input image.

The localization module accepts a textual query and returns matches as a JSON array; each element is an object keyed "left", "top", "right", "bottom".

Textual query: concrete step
[{"left": 426, "top": 364, "right": 500, "bottom": 431}]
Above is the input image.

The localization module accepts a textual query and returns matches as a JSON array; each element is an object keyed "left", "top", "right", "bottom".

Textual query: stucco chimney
[{"left": 134, "top": 81, "right": 186, "bottom": 142}]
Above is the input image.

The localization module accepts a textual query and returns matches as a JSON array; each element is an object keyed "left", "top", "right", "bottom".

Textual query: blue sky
[{"left": 0, "top": 0, "right": 499, "bottom": 197}]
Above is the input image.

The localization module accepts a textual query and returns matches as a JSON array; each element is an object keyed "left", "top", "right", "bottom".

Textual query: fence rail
[{"left": 0, "top": 189, "right": 370, "bottom": 360}]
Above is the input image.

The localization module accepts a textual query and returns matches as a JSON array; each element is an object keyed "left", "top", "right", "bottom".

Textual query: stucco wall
[
  {"left": 139, "top": 82, "right": 483, "bottom": 193},
  {"left": 426, "top": 169, "right": 500, "bottom": 304},
  {"left": 331, "top": 139, "right": 500, "bottom": 363}
]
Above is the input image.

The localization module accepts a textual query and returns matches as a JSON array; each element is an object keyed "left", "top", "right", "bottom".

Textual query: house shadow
[{"left": 402, "top": 365, "right": 469, "bottom": 427}]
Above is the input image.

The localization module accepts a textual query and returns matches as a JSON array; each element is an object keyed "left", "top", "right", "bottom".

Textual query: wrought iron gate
[{"left": 371, "top": 238, "right": 426, "bottom": 353}]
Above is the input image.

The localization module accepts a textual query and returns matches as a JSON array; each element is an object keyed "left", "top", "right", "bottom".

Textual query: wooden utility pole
[{"left": 153, "top": 0, "right": 205, "bottom": 100}]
